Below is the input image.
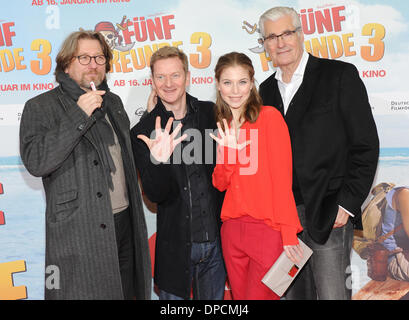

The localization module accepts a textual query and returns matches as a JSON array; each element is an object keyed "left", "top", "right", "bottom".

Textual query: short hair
[
  {"left": 150, "top": 46, "right": 189, "bottom": 75},
  {"left": 214, "top": 52, "right": 262, "bottom": 128},
  {"left": 54, "top": 30, "right": 112, "bottom": 78},
  {"left": 258, "top": 6, "right": 301, "bottom": 37}
]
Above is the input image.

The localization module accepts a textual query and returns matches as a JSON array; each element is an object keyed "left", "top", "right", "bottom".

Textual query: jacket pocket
[{"left": 50, "top": 189, "right": 79, "bottom": 223}]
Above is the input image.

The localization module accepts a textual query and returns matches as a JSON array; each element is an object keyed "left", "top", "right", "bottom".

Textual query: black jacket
[
  {"left": 259, "top": 54, "right": 379, "bottom": 244},
  {"left": 130, "top": 94, "right": 223, "bottom": 298}
]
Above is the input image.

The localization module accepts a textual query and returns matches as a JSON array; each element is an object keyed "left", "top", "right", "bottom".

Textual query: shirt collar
[
  {"left": 275, "top": 51, "right": 309, "bottom": 84},
  {"left": 156, "top": 93, "right": 196, "bottom": 120}
]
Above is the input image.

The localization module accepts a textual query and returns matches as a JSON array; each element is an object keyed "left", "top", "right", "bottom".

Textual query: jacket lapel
[
  {"left": 284, "top": 54, "right": 321, "bottom": 135},
  {"left": 273, "top": 81, "right": 285, "bottom": 117}
]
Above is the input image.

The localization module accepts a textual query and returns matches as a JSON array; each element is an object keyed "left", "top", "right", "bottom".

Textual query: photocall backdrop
[{"left": 1, "top": 0, "right": 409, "bottom": 300}]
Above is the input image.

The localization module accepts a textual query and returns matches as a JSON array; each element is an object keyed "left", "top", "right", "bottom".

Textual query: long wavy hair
[{"left": 214, "top": 52, "right": 262, "bottom": 130}]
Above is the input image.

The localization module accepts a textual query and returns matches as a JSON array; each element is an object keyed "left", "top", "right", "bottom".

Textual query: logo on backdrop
[{"left": 94, "top": 14, "right": 175, "bottom": 52}]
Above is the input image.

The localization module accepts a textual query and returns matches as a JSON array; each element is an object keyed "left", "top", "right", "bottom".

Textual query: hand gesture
[
  {"left": 209, "top": 119, "right": 250, "bottom": 150},
  {"left": 283, "top": 244, "right": 304, "bottom": 265},
  {"left": 77, "top": 90, "right": 106, "bottom": 116},
  {"left": 137, "top": 116, "right": 187, "bottom": 163},
  {"left": 147, "top": 88, "right": 158, "bottom": 113}
]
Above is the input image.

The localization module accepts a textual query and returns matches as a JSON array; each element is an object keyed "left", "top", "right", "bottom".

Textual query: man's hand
[
  {"left": 333, "top": 206, "right": 350, "bottom": 229},
  {"left": 147, "top": 88, "right": 158, "bottom": 113},
  {"left": 77, "top": 90, "right": 106, "bottom": 116}
]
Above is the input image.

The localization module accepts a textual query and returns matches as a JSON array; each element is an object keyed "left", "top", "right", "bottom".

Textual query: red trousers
[{"left": 221, "top": 216, "right": 283, "bottom": 300}]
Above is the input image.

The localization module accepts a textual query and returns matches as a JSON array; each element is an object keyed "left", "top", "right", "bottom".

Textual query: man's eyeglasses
[
  {"left": 76, "top": 55, "right": 107, "bottom": 65},
  {"left": 262, "top": 27, "right": 301, "bottom": 44}
]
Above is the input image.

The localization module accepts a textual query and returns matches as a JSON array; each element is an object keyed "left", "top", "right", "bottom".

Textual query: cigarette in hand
[{"left": 90, "top": 81, "right": 96, "bottom": 91}]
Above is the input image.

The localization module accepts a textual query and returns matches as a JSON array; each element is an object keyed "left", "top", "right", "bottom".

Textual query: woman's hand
[{"left": 283, "top": 244, "right": 304, "bottom": 265}]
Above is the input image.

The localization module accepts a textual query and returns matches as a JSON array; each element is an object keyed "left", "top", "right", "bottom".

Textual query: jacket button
[
  {"left": 100, "top": 224, "right": 106, "bottom": 229},
  {"left": 96, "top": 192, "right": 102, "bottom": 198},
  {"left": 93, "top": 160, "right": 99, "bottom": 166}
]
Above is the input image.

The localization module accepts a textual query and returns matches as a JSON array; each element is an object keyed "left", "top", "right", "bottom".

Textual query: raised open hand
[
  {"left": 209, "top": 119, "right": 250, "bottom": 150},
  {"left": 138, "top": 116, "right": 187, "bottom": 163},
  {"left": 77, "top": 90, "right": 106, "bottom": 116},
  {"left": 284, "top": 244, "right": 304, "bottom": 265}
]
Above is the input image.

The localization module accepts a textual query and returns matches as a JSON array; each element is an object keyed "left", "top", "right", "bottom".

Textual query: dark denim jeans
[
  {"left": 159, "top": 239, "right": 226, "bottom": 300},
  {"left": 285, "top": 205, "right": 354, "bottom": 300}
]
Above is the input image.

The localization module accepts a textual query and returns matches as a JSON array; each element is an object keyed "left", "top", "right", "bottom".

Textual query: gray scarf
[{"left": 56, "top": 72, "right": 116, "bottom": 190}]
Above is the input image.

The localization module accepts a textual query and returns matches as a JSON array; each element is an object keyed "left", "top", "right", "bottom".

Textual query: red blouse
[{"left": 212, "top": 106, "right": 302, "bottom": 246}]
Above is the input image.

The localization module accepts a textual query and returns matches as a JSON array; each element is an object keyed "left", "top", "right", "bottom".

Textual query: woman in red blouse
[{"left": 210, "top": 52, "right": 303, "bottom": 300}]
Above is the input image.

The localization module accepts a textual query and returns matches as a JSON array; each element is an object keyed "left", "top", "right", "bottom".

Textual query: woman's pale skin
[{"left": 210, "top": 64, "right": 303, "bottom": 264}]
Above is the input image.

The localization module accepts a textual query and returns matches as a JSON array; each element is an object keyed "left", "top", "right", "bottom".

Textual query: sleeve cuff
[{"left": 280, "top": 225, "right": 300, "bottom": 246}]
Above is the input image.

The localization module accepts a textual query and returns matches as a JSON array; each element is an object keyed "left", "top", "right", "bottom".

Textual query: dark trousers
[
  {"left": 285, "top": 205, "right": 353, "bottom": 300},
  {"left": 114, "top": 207, "right": 136, "bottom": 300}
]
